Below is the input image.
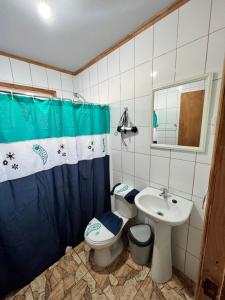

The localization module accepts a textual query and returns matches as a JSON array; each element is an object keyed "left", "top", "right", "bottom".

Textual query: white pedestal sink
[{"left": 135, "top": 187, "right": 193, "bottom": 283}]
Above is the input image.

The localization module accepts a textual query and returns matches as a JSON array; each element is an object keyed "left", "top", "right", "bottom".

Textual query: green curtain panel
[{"left": 0, "top": 93, "right": 110, "bottom": 143}]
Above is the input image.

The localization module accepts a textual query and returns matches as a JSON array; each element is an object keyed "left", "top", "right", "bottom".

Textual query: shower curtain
[{"left": 0, "top": 93, "right": 111, "bottom": 296}]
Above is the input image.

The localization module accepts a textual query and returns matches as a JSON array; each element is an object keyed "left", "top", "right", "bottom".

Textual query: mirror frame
[{"left": 150, "top": 73, "right": 213, "bottom": 152}]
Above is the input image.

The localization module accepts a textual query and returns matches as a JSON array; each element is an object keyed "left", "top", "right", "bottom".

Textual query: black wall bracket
[{"left": 117, "top": 125, "right": 138, "bottom": 134}]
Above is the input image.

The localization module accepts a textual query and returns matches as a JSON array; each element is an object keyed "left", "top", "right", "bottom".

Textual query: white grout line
[
  {"left": 174, "top": 7, "right": 180, "bottom": 82},
  {"left": 28, "top": 63, "right": 33, "bottom": 87},
  {"left": 9, "top": 58, "right": 15, "bottom": 84},
  {"left": 204, "top": 0, "right": 213, "bottom": 74}
]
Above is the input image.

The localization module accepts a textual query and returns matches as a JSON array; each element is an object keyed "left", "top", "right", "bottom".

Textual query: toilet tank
[{"left": 114, "top": 195, "right": 137, "bottom": 219}]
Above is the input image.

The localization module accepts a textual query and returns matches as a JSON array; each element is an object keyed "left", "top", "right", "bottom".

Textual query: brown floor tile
[
  {"left": 140, "top": 276, "right": 154, "bottom": 299},
  {"left": 6, "top": 241, "right": 194, "bottom": 300},
  {"left": 75, "top": 264, "right": 89, "bottom": 283},
  {"left": 71, "top": 279, "right": 87, "bottom": 299},
  {"left": 151, "top": 290, "right": 164, "bottom": 300},
  {"left": 103, "top": 285, "right": 116, "bottom": 300},
  {"left": 63, "top": 275, "right": 76, "bottom": 292},
  {"left": 89, "top": 268, "right": 110, "bottom": 290},
  {"left": 108, "top": 274, "right": 118, "bottom": 286},
  {"left": 47, "top": 280, "right": 64, "bottom": 300},
  {"left": 161, "top": 285, "right": 186, "bottom": 300},
  {"left": 134, "top": 289, "right": 146, "bottom": 300},
  {"left": 30, "top": 273, "right": 46, "bottom": 296},
  {"left": 83, "top": 272, "right": 96, "bottom": 294}
]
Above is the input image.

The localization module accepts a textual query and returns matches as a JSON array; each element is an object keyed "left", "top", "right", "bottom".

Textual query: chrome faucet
[{"left": 159, "top": 188, "right": 170, "bottom": 199}]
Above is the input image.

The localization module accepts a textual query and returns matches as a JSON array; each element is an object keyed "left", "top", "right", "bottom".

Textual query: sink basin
[
  {"left": 135, "top": 187, "right": 193, "bottom": 226},
  {"left": 134, "top": 187, "right": 193, "bottom": 283}
]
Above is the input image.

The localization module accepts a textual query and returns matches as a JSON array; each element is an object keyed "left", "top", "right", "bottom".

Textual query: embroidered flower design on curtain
[
  {"left": 88, "top": 141, "right": 95, "bottom": 152},
  {"left": 3, "top": 160, "right": 8, "bottom": 166},
  {"left": 2, "top": 152, "right": 19, "bottom": 170},
  {"left": 6, "top": 152, "right": 15, "bottom": 160},
  {"left": 57, "top": 144, "right": 66, "bottom": 157}
]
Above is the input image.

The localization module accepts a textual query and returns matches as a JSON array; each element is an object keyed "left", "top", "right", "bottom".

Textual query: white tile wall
[
  {"left": 120, "top": 39, "right": 134, "bottom": 73},
  {"left": 108, "top": 49, "right": 120, "bottom": 78},
  {"left": 98, "top": 57, "right": 108, "bottom": 83},
  {"left": 172, "top": 152, "right": 196, "bottom": 164},
  {"left": 62, "top": 90, "right": 74, "bottom": 99},
  {"left": 30, "top": 65, "right": 48, "bottom": 88},
  {"left": 150, "top": 155, "right": 170, "bottom": 186},
  {"left": 134, "top": 127, "right": 151, "bottom": 155},
  {"left": 90, "top": 85, "right": 99, "bottom": 103},
  {"left": 10, "top": 59, "right": 32, "bottom": 85},
  {"left": 61, "top": 73, "right": 73, "bottom": 92},
  {"left": 111, "top": 129, "right": 121, "bottom": 151},
  {"left": 99, "top": 80, "right": 109, "bottom": 104},
  {"left": 79, "top": 69, "right": 90, "bottom": 90},
  {"left": 0, "top": 56, "right": 13, "bottom": 82},
  {"left": 172, "top": 223, "right": 189, "bottom": 249},
  {"left": 190, "top": 196, "right": 205, "bottom": 230},
  {"left": 113, "top": 170, "right": 122, "bottom": 186},
  {"left": 176, "top": 37, "right": 208, "bottom": 80},
  {"left": 70, "top": 0, "right": 224, "bottom": 282},
  {"left": 123, "top": 173, "right": 135, "bottom": 186},
  {"left": 0, "top": 55, "right": 79, "bottom": 101},
  {"left": 108, "top": 76, "right": 120, "bottom": 103},
  {"left": 135, "top": 27, "right": 153, "bottom": 66},
  {"left": 135, "top": 61, "right": 152, "bottom": 97},
  {"left": 193, "top": 163, "right": 210, "bottom": 198},
  {"left": 121, "top": 69, "right": 134, "bottom": 100},
  {"left": 89, "top": 64, "right": 98, "bottom": 87},
  {"left": 122, "top": 151, "right": 134, "bottom": 176},
  {"left": 135, "top": 95, "right": 151, "bottom": 127},
  {"left": 177, "top": 0, "right": 211, "bottom": 47},
  {"left": 172, "top": 245, "right": 186, "bottom": 272},
  {"left": 185, "top": 253, "right": 200, "bottom": 282},
  {"left": 52, "top": 0, "right": 223, "bottom": 283},
  {"left": 169, "top": 159, "right": 195, "bottom": 194},
  {"left": 47, "top": 69, "right": 62, "bottom": 90},
  {"left": 187, "top": 226, "right": 202, "bottom": 258},
  {"left": 135, "top": 153, "right": 150, "bottom": 181},
  {"left": 111, "top": 150, "right": 122, "bottom": 172},
  {"left": 153, "top": 50, "right": 176, "bottom": 87},
  {"left": 206, "top": 28, "right": 225, "bottom": 79},
  {"left": 154, "top": 10, "right": 178, "bottom": 57},
  {"left": 110, "top": 102, "right": 120, "bottom": 127},
  {"left": 209, "top": 0, "right": 225, "bottom": 33}
]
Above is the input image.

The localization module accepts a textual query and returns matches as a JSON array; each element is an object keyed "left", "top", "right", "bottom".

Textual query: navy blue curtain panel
[{"left": 0, "top": 95, "right": 111, "bottom": 296}]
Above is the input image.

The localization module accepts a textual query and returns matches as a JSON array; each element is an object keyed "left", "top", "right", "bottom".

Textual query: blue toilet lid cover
[{"left": 85, "top": 212, "right": 123, "bottom": 243}]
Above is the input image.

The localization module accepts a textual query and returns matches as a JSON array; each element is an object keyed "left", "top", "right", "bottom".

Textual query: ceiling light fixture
[{"left": 38, "top": 0, "right": 51, "bottom": 20}]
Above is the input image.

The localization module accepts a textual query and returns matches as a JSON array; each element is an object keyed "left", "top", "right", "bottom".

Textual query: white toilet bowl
[
  {"left": 85, "top": 211, "right": 128, "bottom": 267},
  {"left": 84, "top": 183, "right": 138, "bottom": 267}
]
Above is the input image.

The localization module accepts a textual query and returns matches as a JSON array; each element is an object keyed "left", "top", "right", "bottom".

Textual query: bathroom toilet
[{"left": 84, "top": 184, "right": 137, "bottom": 267}]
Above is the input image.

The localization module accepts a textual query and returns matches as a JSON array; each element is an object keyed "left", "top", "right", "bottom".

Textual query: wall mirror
[{"left": 151, "top": 73, "right": 213, "bottom": 152}]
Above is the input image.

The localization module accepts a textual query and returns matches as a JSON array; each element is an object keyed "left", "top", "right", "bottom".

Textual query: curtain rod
[{"left": 0, "top": 90, "right": 91, "bottom": 104}]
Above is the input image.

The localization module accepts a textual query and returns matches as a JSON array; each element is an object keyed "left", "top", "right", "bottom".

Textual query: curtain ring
[{"left": 10, "top": 90, "right": 13, "bottom": 101}]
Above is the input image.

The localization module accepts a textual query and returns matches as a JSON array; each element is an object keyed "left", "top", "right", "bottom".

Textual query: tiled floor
[{"left": 4, "top": 241, "right": 194, "bottom": 300}]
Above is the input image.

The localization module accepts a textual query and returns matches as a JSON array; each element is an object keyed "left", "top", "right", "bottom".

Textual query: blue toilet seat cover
[{"left": 96, "top": 211, "right": 123, "bottom": 236}]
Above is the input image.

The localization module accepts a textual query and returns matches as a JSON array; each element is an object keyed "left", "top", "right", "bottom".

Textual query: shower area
[{"left": 0, "top": 91, "right": 111, "bottom": 296}]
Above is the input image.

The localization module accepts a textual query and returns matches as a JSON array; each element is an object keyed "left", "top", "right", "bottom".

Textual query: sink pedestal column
[{"left": 151, "top": 222, "right": 172, "bottom": 283}]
